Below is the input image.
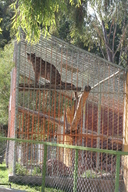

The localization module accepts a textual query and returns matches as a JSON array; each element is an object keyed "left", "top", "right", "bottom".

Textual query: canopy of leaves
[
  {"left": 85, "top": 0, "right": 128, "bottom": 65},
  {"left": 0, "top": 0, "right": 14, "bottom": 48},
  {"left": 0, "top": 43, "right": 14, "bottom": 124},
  {"left": 11, "top": 0, "right": 128, "bottom": 66},
  {"left": 11, "top": 0, "right": 69, "bottom": 42},
  {"left": 0, "top": 18, "right": 2, "bottom": 34},
  {"left": 52, "top": 0, "right": 128, "bottom": 66}
]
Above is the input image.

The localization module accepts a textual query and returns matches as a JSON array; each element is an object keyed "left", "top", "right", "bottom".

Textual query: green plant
[
  {"left": 32, "top": 167, "right": 41, "bottom": 176},
  {"left": 15, "top": 162, "right": 28, "bottom": 176},
  {"left": 0, "top": 42, "right": 14, "bottom": 124},
  {"left": 0, "top": 163, "right": 64, "bottom": 191},
  {"left": 81, "top": 170, "right": 96, "bottom": 179}
]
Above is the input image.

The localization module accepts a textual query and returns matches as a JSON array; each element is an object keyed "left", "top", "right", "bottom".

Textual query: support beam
[
  {"left": 18, "top": 106, "right": 122, "bottom": 144},
  {"left": 65, "top": 86, "right": 91, "bottom": 132},
  {"left": 91, "top": 70, "right": 121, "bottom": 90},
  {"left": 123, "top": 72, "right": 128, "bottom": 191},
  {"left": 115, "top": 154, "right": 121, "bottom": 192},
  {"left": 41, "top": 144, "right": 47, "bottom": 192},
  {"left": 64, "top": 135, "right": 73, "bottom": 167},
  {"left": 73, "top": 149, "right": 78, "bottom": 192},
  {"left": 19, "top": 83, "right": 81, "bottom": 91},
  {"left": 96, "top": 84, "right": 101, "bottom": 170},
  {"left": 18, "top": 106, "right": 65, "bottom": 126}
]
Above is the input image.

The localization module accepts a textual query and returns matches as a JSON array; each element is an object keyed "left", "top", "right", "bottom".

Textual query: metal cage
[{"left": 6, "top": 34, "right": 127, "bottom": 191}]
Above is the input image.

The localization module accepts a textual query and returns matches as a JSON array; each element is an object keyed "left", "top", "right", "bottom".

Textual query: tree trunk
[{"left": 101, "top": 20, "right": 112, "bottom": 62}]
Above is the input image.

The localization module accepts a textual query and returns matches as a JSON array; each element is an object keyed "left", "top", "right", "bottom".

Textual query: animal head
[
  {"left": 27, "top": 53, "right": 36, "bottom": 62},
  {"left": 84, "top": 85, "right": 91, "bottom": 92}
]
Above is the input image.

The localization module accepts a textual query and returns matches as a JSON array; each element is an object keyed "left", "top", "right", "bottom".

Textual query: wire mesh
[
  {"left": 0, "top": 138, "right": 127, "bottom": 192},
  {"left": 0, "top": 125, "right": 7, "bottom": 164},
  {"left": 6, "top": 34, "right": 127, "bottom": 191},
  {"left": 11, "top": 34, "right": 125, "bottom": 151}
]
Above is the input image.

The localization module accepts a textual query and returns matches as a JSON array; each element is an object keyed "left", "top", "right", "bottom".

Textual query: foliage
[
  {"left": 15, "top": 162, "right": 28, "bottom": 176},
  {"left": 0, "top": 163, "right": 63, "bottom": 191},
  {"left": 32, "top": 166, "right": 41, "bottom": 176},
  {"left": 0, "top": 0, "right": 14, "bottom": 48},
  {"left": 81, "top": 170, "right": 97, "bottom": 178},
  {"left": 11, "top": 0, "right": 66, "bottom": 42},
  {"left": 11, "top": 0, "right": 128, "bottom": 65},
  {"left": 51, "top": 0, "right": 128, "bottom": 65},
  {"left": 0, "top": 18, "right": 2, "bottom": 34},
  {"left": 10, "top": 0, "right": 86, "bottom": 42},
  {"left": 0, "top": 131, "right": 7, "bottom": 163},
  {"left": 0, "top": 42, "right": 14, "bottom": 125},
  {"left": 68, "top": 0, "right": 128, "bottom": 65}
]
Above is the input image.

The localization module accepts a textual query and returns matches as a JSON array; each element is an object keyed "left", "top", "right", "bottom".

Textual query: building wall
[{"left": 6, "top": 68, "right": 16, "bottom": 169}]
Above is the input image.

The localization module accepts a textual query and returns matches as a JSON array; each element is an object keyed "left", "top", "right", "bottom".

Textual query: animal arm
[{"left": 65, "top": 85, "right": 91, "bottom": 133}]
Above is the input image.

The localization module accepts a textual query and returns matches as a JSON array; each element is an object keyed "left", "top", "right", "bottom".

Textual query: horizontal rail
[
  {"left": 0, "top": 137, "right": 128, "bottom": 156},
  {"left": 48, "top": 35, "right": 125, "bottom": 70}
]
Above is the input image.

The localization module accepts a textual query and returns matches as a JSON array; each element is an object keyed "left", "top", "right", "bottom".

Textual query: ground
[{"left": 0, "top": 163, "right": 63, "bottom": 192}]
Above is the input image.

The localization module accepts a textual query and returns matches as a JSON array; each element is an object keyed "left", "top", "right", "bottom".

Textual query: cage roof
[{"left": 18, "top": 34, "right": 125, "bottom": 113}]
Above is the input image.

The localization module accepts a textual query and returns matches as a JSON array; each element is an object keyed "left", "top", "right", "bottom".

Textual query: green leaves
[
  {"left": 0, "top": 43, "right": 14, "bottom": 124},
  {"left": 0, "top": 18, "right": 2, "bottom": 34},
  {"left": 11, "top": 0, "right": 67, "bottom": 43},
  {"left": 0, "top": 0, "right": 14, "bottom": 48}
]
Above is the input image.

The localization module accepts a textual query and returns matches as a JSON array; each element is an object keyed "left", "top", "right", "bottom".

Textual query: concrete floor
[{"left": 0, "top": 187, "right": 26, "bottom": 192}]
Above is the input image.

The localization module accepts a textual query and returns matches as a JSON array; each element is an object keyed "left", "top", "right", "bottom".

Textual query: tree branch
[
  {"left": 18, "top": 106, "right": 65, "bottom": 126},
  {"left": 65, "top": 86, "right": 91, "bottom": 132},
  {"left": 108, "top": 19, "right": 114, "bottom": 42},
  {"left": 18, "top": 106, "right": 122, "bottom": 144},
  {"left": 101, "top": 20, "right": 112, "bottom": 62},
  {"left": 99, "top": 39, "right": 105, "bottom": 59},
  {"left": 113, "top": 24, "right": 128, "bottom": 59},
  {"left": 112, "top": 23, "right": 117, "bottom": 62}
]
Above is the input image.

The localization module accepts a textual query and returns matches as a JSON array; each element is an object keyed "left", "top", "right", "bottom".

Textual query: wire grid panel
[
  {"left": 8, "top": 35, "right": 126, "bottom": 191},
  {"left": 0, "top": 125, "right": 7, "bottom": 164},
  {"left": 1, "top": 139, "right": 126, "bottom": 192},
  {"left": 10, "top": 35, "right": 125, "bottom": 179},
  {"left": 15, "top": 34, "right": 125, "bottom": 150}
]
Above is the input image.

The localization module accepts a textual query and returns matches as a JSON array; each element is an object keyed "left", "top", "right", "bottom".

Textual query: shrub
[{"left": 15, "top": 162, "right": 28, "bottom": 176}]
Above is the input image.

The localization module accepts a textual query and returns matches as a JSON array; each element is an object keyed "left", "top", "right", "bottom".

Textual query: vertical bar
[
  {"left": 123, "top": 72, "right": 128, "bottom": 191},
  {"left": 73, "top": 149, "right": 78, "bottom": 192},
  {"left": 13, "top": 40, "right": 21, "bottom": 175},
  {"left": 41, "top": 144, "right": 47, "bottom": 192},
  {"left": 96, "top": 84, "right": 101, "bottom": 169},
  {"left": 115, "top": 154, "right": 120, "bottom": 192},
  {"left": 82, "top": 104, "right": 86, "bottom": 164}
]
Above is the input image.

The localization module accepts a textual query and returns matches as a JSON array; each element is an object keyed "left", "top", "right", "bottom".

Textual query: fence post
[
  {"left": 73, "top": 149, "right": 78, "bottom": 192},
  {"left": 41, "top": 144, "right": 47, "bottom": 192},
  {"left": 13, "top": 40, "right": 21, "bottom": 175},
  {"left": 115, "top": 154, "right": 120, "bottom": 192},
  {"left": 96, "top": 84, "right": 101, "bottom": 169}
]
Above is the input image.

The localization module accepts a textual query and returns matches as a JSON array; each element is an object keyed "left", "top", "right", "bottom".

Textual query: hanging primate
[{"left": 27, "top": 53, "right": 76, "bottom": 89}]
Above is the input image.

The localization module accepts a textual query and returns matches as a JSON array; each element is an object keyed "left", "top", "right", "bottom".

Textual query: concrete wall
[{"left": 9, "top": 175, "right": 125, "bottom": 192}]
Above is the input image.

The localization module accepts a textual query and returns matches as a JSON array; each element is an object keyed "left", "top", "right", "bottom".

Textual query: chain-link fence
[
  {"left": 0, "top": 125, "right": 7, "bottom": 164},
  {"left": 12, "top": 34, "right": 125, "bottom": 152},
  {"left": 0, "top": 136, "right": 127, "bottom": 192},
  {"left": 3, "top": 33, "right": 128, "bottom": 191}
]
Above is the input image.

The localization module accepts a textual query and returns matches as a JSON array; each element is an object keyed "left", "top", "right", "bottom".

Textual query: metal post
[
  {"left": 82, "top": 104, "right": 86, "bottom": 165},
  {"left": 13, "top": 40, "right": 21, "bottom": 175},
  {"left": 115, "top": 154, "right": 121, "bottom": 192},
  {"left": 41, "top": 144, "right": 47, "bottom": 192},
  {"left": 73, "top": 149, "right": 78, "bottom": 192},
  {"left": 96, "top": 84, "right": 101, "bottom": 169}
]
